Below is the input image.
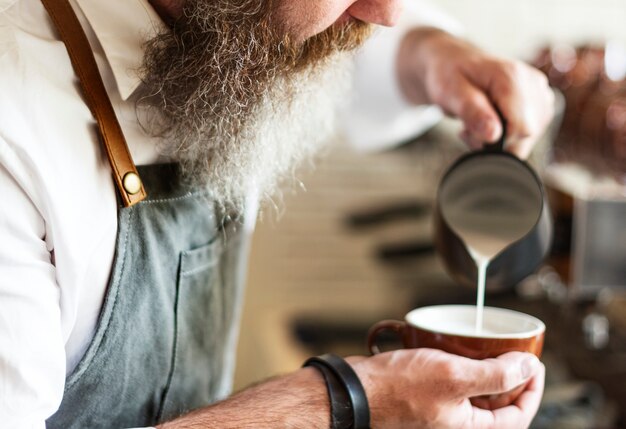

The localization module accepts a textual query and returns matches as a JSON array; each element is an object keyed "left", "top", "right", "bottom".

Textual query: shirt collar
[{"left": 74, "top": 0, "right": 166, "bottom": 100}]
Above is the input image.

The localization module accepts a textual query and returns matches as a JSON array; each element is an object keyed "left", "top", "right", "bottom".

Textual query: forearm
[{"left": 157, "top": 367, "right": 330, "bottom": 429}]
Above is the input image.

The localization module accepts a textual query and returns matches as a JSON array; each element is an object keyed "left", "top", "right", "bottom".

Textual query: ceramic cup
[{"left": 367, "top": 305, "right": 545, "bottom": 410}]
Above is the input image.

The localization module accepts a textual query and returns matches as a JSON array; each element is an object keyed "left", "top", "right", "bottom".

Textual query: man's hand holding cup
[{"left": 346, "top": 306, "right": 546, "bottom": 428}]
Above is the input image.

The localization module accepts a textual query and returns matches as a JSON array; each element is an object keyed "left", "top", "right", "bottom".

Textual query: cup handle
[{"left": 367, "top": 320, "right": 406, "bottom": 355}]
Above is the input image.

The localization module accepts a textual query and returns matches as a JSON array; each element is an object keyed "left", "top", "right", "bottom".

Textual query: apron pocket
[{"left": 158, "top": 239, "right": 225, "bottom": 421}]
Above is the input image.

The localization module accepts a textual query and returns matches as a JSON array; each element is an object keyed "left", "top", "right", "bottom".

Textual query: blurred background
[{"left": 235, "top": 1, "right": 626, "bottom": 428}]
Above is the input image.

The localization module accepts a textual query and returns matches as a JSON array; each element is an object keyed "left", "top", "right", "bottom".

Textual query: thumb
[{"left": 462, "top": 352, "right": 541, "bottom": 397}]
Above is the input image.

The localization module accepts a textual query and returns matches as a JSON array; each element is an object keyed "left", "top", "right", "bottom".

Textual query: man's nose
[{"left": 346, "top": 0, "right": 403, "bottom": 27}]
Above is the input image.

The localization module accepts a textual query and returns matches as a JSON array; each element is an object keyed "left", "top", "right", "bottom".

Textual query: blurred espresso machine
[
  {"left": 520, "top": 44, "right": 626, "bottom": 428},
  {"left": 534, "top": 43, "right": 626, "bottom": 299}
]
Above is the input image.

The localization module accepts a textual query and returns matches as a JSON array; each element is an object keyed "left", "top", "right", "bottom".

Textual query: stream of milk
[
  {"left": 440, "top": 158, "right": 542, "bottom": 333},
  {"left": 462, "top": 233, "right": 514, "bottom": 332}
]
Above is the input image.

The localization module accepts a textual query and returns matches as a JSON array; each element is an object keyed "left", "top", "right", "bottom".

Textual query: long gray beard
[
  {"left": 171, "top": 55, "right": 352, "bottom": 210},
  {"left": 137, "top": 0, "right": 369, "bottom": 212}
]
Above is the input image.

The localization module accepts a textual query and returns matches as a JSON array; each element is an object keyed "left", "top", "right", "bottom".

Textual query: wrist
[
  {"left": 396, "top": 27, "right": 453, "bottom": 105},
  {"left": 282, "top": 367, "right": 331, "bottom": 428},
  {"left": 304, "top": 354, "right": 370, "bottom": 429},
  {"left": 345, "top": 356, "right": 383, "bottom": 429}
]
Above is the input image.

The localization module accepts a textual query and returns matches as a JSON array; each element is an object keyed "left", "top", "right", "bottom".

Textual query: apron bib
[{"left": 47, "top": 164, "right": 250, "bottom": 427}]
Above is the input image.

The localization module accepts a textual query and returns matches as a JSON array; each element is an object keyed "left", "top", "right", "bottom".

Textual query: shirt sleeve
[
  {"left": 342, "top": 0, "right": 463, "bottom": 152},
  {"left": 0, "top": 138, "right": 66, "bottom": 428}
]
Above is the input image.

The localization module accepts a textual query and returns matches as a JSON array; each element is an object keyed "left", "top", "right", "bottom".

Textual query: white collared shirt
[{"left": 0, "top": 0, "right": 455, "bottom": 426}]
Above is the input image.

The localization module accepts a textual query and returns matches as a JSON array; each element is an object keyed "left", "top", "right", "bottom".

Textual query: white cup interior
[{"left": 406, "top": 305, "right": 545, "bottom": 339}]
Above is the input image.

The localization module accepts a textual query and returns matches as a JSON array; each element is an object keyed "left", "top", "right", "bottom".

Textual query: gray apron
[{"left": 46, "top": 163, "right": 250, "bottom": 427}]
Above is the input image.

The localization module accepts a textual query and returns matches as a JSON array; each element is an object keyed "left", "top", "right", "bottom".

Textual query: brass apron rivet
[{"left": 123, "top": 172, "right": 142, "bottom": 195}]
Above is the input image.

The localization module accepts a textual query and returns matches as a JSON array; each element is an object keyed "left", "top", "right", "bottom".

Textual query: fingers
[
  {"left": 510, "top": 362, "right": 545, "bottom": 415},
  {"left": 460, "top": 352, "right": 542, "bottom": 398},
  {"left": 468, "top": 363, "right": 546, "bottom": 429},
  {"left": 468, "top": 59, "right": 555, "bottom": 158},
  {"left": 506, "top": 136, "right": 535, "bottom": 159},
  {"left": 414, "top": 32, "right": 554, "bottom": 157},
  {"left": 491, "top": 364, "right": 546, "bottom": 429},
  {"left": 436, "top": 76, "right": 503, "bottom": 147}
]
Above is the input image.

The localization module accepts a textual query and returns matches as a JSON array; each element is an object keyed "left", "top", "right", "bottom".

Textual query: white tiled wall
[{"left": 426, "top": 0, "right": 626, "bottom": 59}]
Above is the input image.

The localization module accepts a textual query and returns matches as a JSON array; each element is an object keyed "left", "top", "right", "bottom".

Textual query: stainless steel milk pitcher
[{"left": 434, "top": 119, "right": 553, "bottom": 291}]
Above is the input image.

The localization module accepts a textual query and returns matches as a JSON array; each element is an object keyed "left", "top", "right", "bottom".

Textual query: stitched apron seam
[
  {"left": 139, "top": 191, "right": 213, "bottom": 205},
  {"left": 181, "top": 260, "right": 220, "bottom": 277},
  {"left": 156, "top": 254, "right": 183, "bottom": 422}
]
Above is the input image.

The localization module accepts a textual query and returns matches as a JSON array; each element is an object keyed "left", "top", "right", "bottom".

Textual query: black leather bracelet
[
  {"left": 304, "top": 354, "right": 370, "bottom": 429},
  {"left": 304, "top": 360, "right": 353, "bottom": 429}
]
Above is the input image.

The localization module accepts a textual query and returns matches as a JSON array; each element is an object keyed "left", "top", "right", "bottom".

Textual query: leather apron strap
[{"left": 40, "top": 0, "right": 147, "bottom": 207}]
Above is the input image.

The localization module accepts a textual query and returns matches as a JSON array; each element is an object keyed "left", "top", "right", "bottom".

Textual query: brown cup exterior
[{"left": 367, "top": 320, "right": 545, "bottom": 410}]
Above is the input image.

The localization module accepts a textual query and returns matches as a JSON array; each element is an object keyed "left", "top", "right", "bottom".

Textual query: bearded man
[{"left": 0, "top": 0, "right": 553, "bottom": 428}]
